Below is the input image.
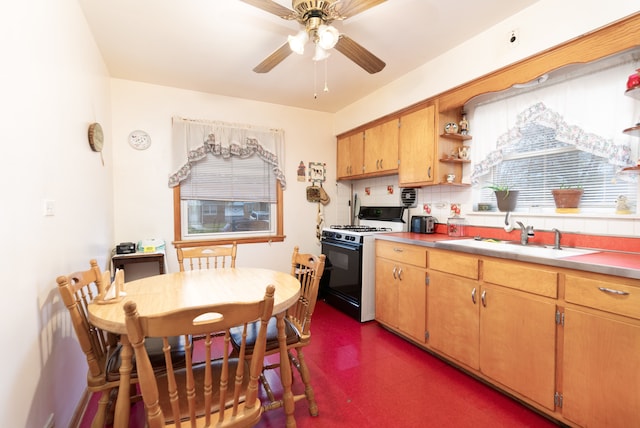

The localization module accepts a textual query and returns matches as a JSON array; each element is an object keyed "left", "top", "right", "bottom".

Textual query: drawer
[
  {"left": 483, "top": 259, "right": 558, "bottom": 298},
  {"left": 429, "top": 249, "right": 479, "bottom": 280},
  {"left": 565, "top": 274, "right": 640, "bottom": 320},
  {"left": 376, "top": 240, "right": 427, "bottom": 268}
]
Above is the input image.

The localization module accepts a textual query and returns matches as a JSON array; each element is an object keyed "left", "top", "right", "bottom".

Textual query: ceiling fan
[{"left": 241, "top": 0, "right": 386, "bottom": 74}]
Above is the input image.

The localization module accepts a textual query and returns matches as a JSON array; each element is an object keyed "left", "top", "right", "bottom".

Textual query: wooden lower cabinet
[
  {"left": 428, "top": 270, "right": 480, "bottom": 369},
  {"left": 377, "top": 242, "right": 640, "bottom": 427},
  {"left": 479, "top": 283, "right": 557, "bottom": 410},
  {"left": 561, "top": 272, "right": 640, "bottom": 428},
  {"left": 562, "top": 308, "right": 640, "bottom": 428},
  {"left": 428, "top": 252, "right": 557, "bottom": 410},
  {"left": 375, "top": 241, "right": 428, "bottom": 343}
]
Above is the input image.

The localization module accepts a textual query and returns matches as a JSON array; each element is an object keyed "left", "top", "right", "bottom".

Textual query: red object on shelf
[{"left": 627, "top": 69, "right": 640, "bottom": 90}]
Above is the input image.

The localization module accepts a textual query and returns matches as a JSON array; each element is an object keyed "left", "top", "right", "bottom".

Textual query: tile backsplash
[{"left": 337, "top": 175, "right": 640, "bottom": 236}]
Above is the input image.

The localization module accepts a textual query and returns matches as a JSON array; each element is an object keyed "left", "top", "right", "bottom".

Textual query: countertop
[{"left": 375, "top": 232, "right": 640, "bottom": 280}]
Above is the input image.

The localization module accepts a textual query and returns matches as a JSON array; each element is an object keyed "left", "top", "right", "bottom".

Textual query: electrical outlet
[{"left": 44, "top": 199, "right": 55, "bottom": 216}]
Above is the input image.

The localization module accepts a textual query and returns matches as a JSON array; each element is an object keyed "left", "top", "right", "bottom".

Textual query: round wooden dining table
[{"left": 88, "top": 268, "right": 301, "bottom": 428}]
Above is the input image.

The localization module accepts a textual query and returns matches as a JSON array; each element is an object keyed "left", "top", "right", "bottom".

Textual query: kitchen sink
[{"left": 437, "top": 238, "right": 599, "bottom": 259}]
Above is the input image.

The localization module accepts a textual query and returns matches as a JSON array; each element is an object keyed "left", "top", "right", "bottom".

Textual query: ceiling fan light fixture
[
  {"left": 312, "top": 44, "right": 330, "bottom": 61},
  {"left": 288, "top": 30, "right": 308, "bottom": 54},
  {"left": 317, "top": 24, "right": 339, "bottom": 50}
]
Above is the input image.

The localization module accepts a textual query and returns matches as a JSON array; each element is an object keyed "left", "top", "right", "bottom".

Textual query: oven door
[{"left": 320, "top": 239, "right": 363, "bottom": 306}]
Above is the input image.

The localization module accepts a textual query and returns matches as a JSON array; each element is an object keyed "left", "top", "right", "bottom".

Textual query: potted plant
[
  {"left": 551, "top": 184, "right": 583, "bottom": 212},
  {"left": 486, "top": 183, "right": 519, "bottom": 212}
]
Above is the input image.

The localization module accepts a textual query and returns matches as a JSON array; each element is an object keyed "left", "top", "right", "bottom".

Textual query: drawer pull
[
  {"left": 393, "top": 247, "right": 404, "bottom": 253},
  {"left": 471, "top": 287, "right": 477, "bottom": 304},
  {"left": 598, "top": 287, "right": 630, "bottom": 296}
]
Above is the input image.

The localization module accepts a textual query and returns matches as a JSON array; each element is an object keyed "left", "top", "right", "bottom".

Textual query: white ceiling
[{"left": 78, "top": 0, "right": 539, "bottom": 113}]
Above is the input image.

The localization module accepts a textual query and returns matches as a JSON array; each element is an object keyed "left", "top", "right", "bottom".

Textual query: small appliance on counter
[
  {"left": 116, "top": 242, "right": 136, "bottom": 254},
  {"left": 410, "top": 215, "right": 437, "bottom": 234}
]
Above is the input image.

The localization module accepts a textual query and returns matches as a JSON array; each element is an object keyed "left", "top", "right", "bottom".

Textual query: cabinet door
[
  {"left": 428, "top": 270, "right": 480, "bottom": 369},
  {"left": 398, "top": 105, "right": 436, "bottom": 187},
  {"left": 364, "top": 119, "right": 399, "bottom": 175},
  {"left": 563, "top": 307, "right": 640, "bottom": 428},
  {"left": 397, "top": 264, "right": 428, "bottom": 343},
  {"left": 479, "top": 283, "right": 557, "bottom": 410},
  {"left": 337, "top": 132, "right": 364, "bottom": 179},
  {"left": 375, "top": 257, "right": 398, "bottom": 327}
]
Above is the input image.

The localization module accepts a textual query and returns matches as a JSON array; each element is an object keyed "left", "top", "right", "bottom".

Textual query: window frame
[{"left": 172, "top": 184, "right": 285, "bottom": 249}]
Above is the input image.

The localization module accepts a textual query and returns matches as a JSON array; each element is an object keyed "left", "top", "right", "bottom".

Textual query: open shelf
[
  {"left": 624, "top": 86, "right": 640, "bottom": 100},
  {"left": 623, "top": 125, "right": 640, "bottom": 137},
  {"left": 439, "top": 182, "right": 471, "bottom": 187},
  {"left": 440, "top": 133, "right": 472, "bottom": 141},
  {"left": 440, "top": 158, "right": 471, "bottom": 164},
  {"left": 621, "top": 165, "right": 640, "bottom": 174}
]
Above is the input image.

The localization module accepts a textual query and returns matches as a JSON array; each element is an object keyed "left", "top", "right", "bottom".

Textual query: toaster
[{"left": 410, "top": 216, "right": 436, "bottom": 234}]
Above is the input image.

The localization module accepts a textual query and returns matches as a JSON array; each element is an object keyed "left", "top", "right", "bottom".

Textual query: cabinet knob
[
  {"left": 471, "top": 287, "right": 477, "bottom": 304},
  {"left": 481, "top": 290, "right": 487, "bottom": 307}
]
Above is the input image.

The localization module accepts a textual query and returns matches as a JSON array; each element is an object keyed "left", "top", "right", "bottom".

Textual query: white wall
[
  {"left": 0, "top": 1, "right": 113, "bottom": 427},
  {"left": 110, "top": 80, "right": 336, "bottom": 275}
]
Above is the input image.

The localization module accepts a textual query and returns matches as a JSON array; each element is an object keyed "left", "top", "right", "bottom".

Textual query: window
[
  {"left": 478, "top": 122, "right": 636, "bottom": 211},
  {"left": 170, "top": 118, "right": 285, "bottom": 246},
  {"left": 469, "top": 56, "right": 639, "bottom": 214},
  {"left": 180, "top": 155, "right": 278, "bottom": 238}
]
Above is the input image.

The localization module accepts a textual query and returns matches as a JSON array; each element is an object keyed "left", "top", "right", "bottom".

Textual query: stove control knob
[
  {"left": 336, "top": 234, "right": 342, "bottom": 239},
  {"left": 348, "top": 236, "right": 355, "bottom": 241}
]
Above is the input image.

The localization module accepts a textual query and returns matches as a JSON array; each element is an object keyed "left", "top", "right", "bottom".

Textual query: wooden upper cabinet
[
  {"left": 398, "top": 104, "right": 436, "bottom": 187},
  {"left": 337, "top": 132, "right": 364, "bottom": 180},
  {"left": 364, "top": 118, "right": 399, "bottom": 176}
]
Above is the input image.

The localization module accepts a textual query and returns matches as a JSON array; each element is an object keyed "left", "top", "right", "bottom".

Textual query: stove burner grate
[{"left": 328, "top": 225, "right": 392, "bottom": 232}]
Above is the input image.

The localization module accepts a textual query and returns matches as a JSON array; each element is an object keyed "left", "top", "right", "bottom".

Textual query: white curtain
[
  {"left": 169, "top": 117, "right": 286, "bottom": 189},
  {"left": 468, "top": 59, "right": 640, "bottom": 185}
]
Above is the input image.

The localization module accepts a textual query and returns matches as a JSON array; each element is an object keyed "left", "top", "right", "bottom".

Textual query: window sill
[
  {"left": 173, "top": 234, "right": 286, "bottom": 249},
  {"left": 468, "top": 210, "right": 639, "bottom": 220}
]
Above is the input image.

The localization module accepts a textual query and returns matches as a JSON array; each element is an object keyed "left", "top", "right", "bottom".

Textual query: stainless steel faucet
[
  {"left": 552, "top": 228, "right": 562, "bottom": 250},
  {"left": 516, "top": 221, "right": 535, "bottom": 245}
]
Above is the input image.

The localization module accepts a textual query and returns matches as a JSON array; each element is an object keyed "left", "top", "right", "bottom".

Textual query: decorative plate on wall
[
  {"left": 88, "top": 122, "right": 104, "bottom": 152},
  {"left": 128, "top": 130, "right": 151, "bottom": 150}
]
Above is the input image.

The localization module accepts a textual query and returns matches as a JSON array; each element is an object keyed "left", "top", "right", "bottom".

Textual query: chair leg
[
  {"left": 289, "top": 348, "right": 318, "bottom": 416},
  {"left": 92, "top": 390, "right": 111, "bottom": 428}
]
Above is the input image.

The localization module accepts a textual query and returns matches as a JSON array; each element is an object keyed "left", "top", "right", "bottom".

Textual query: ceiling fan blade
[
  {"left": 334, "top": 35, "right": 385, "bottom": 74},
  {"left": 253, "top": 42, "right": 293, "bottom": 73},
  {"left": 334, "top": 0, "right": 387, "bottom": 19},
  {"left": 239, "top": 0, "right": 297, "bottom": 19}
]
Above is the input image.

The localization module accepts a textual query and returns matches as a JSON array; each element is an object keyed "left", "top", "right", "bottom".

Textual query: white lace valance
[
  {"left": 168, "top": 117, "right": 286, "bottom": 189},
  {"left": 470, "top": 102, "right": 634, "bottom": 185}
]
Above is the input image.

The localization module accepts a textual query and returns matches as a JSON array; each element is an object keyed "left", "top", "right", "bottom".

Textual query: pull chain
[
  {"left": 313, "top": 60, "right": 318, "bottom": 99},
  {"left": 324, "top": 57, "right": 329, "bottom": 92}
]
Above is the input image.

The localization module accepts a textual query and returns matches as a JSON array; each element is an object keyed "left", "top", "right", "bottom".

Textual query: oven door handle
[{"left": 321, "top": 241, "right": 362, "bottom": 252}]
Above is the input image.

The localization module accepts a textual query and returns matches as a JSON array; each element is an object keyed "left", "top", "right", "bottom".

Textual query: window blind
[
  {"left": 480, "top": 123, "right": 636, "bottom": 209},
  {"left": 181, "top": 154, "right": 276, "bottom": 203}
]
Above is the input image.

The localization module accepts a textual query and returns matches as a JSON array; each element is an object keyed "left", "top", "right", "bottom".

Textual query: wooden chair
[
  {"left": 56, "top": 260, "right": 117, "bottom": 428},
  {"left": 56, "top": 260, "right": 189, "bottom": 428},
  {"left": 230, "top": 246, "right": 326, "bottom": 417},
  {"left": 123, "top": 284, "right": 275, "bottom": 428},
  {"left": 177, "top": 242, "right": 237, "bottom": 271}
]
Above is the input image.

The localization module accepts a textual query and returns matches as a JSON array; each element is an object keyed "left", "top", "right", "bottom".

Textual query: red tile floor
[{"left": 81, "top": 300, "right": 560, "bottom": 427}]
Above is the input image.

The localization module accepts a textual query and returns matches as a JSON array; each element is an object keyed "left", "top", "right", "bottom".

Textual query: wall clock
[{"left": 128, "top": 130, "right": 151, "bottom": 150}]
